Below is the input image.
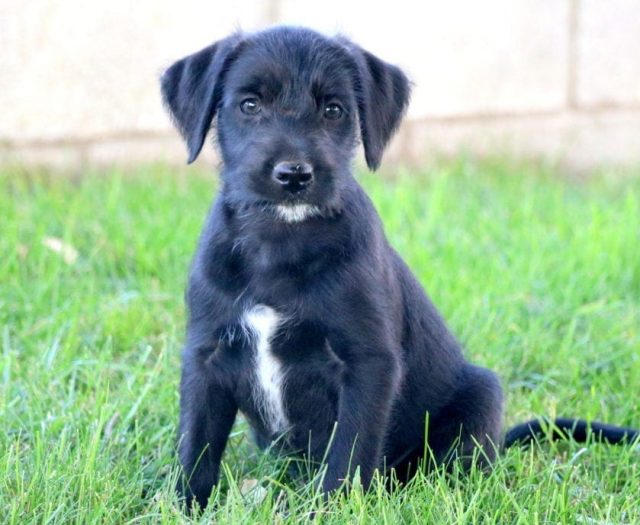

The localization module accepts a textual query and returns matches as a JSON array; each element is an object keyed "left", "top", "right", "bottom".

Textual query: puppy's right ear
[{"left": 161, "top": 35, "right": 242, "bottom": 163}]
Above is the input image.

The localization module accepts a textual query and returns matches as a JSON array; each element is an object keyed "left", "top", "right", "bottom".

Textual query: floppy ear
[
  {"left": 160, "top": 35, "right": 241, "bottom": 163},
  {"left": 346, "top": 44, "right": 411, "bottom": 171}
]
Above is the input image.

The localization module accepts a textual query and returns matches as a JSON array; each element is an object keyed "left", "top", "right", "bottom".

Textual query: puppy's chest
[
  {"left": 241, "top": 305, "right": 290, "bottom": 434},
  {"left": 242, "top": 240, "right": 332, "bottom": 287},
  {"left": 238, "top": 304, "right": 340, "bottom": 437}
]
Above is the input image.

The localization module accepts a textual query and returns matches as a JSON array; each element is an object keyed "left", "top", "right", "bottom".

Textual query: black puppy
[{"left": 161, "top": 27, "right": 639, "bottom": 509}]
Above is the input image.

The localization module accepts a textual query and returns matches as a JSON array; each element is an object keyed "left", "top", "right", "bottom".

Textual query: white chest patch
[
  {"left": 275, "top": 204, "right": 320, "bottom": 223},
  {"left": 242, "top": 305, "right": 290, "bottom": 433}
]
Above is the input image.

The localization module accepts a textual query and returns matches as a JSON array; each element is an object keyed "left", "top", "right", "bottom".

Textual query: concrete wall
[{"left": 1, "top": 0, "right": 639, "bottom": 170}]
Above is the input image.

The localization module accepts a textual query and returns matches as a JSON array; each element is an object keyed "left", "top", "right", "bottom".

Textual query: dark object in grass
[
  {"left": 504, "top": 417, "right": 639, "bottom": 448},
  {"left": 160, "top": 26, "right": 639, "bottom": 510}
]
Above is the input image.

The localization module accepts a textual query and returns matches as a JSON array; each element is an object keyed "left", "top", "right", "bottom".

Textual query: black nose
[{"left": 272, "top": 161, "right": 314, "bottom": 192}]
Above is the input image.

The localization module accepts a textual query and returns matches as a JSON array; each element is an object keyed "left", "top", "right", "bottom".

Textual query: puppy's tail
[{"left": 504, "top": 417, "right": 639, "bottom": 448}]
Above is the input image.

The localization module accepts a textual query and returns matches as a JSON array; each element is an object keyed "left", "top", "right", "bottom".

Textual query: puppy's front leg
[
  {"left": 178, "top": 346, "right": 237, "bottom": 510},
  {"left": 322, "top": 335, "right": 400, "bottom": 493}
]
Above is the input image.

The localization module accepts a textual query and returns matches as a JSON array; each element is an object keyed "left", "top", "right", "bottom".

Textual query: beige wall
[{"left": 1, "top": 0, "right": 639, "bottom": 170}]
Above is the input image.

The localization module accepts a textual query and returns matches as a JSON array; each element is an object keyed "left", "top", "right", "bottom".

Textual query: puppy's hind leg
[
  {"left": 389, "top": 365, "right": 503, "bottom": 484},
  {"left": 429, "top": 364, "right": 504, "bottom": 469}
]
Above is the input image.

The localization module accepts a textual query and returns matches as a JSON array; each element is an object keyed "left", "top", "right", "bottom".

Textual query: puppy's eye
[
  {"left": 240, "top": 98, "right": 261, "bottom": 115},
  {"left": 323, "top": 103, "right": 343, "bottom": 120}
]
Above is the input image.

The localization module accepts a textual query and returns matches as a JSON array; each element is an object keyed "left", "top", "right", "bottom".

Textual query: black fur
[
  {"left": 160, "top": 27, "right": 639, "bottom": 510},
  {"left": 504, "top": 418, "right": 639, "bottom": 448}
]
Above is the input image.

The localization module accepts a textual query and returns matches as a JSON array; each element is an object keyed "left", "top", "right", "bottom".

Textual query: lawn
[{"left": 1, "top": 160, "right": 639, "bottom": 524}]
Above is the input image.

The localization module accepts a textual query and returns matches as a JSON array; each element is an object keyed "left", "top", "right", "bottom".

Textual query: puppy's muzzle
[{"left": 272, "top": 161, "right": 314, "bottom": 193}]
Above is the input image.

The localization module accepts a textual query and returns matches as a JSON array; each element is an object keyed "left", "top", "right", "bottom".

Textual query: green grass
[{"left": 1, "top": 159, "right": 639, "bottom": 524}]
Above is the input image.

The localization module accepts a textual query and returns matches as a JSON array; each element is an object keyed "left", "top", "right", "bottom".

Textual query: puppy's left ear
[
  {"left": 344, "top": 43, "right": 411, "bottom": 171},
  {"left": 161, "top": 35, "right": 242, "bottom": 163}
]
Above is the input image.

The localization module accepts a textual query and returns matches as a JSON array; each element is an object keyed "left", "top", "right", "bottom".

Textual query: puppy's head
[{"left": 161, "top": 27, "right": 410, "bottom": 217}]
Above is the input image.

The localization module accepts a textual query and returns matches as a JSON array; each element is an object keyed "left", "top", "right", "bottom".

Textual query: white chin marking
[
  {"left": 275, "top": 204, "right": 320, "bottom": 223},
  {"left": 242, "top": 305, "right": 289, "bottom": 434}
]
